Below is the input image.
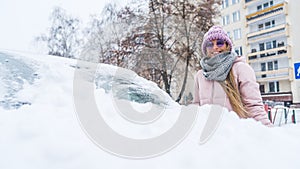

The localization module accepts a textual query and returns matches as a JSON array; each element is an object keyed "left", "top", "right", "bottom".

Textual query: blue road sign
[{"left": 295, "top": 62, "right": 300, "bottom": 80}]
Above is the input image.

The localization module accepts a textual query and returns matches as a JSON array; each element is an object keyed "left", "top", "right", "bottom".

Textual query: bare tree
[
  {"left": 170, "top": 0, "right": 221, "bottom": 102},
  {"left": 81, "top": 2, "right": 148, "bottom": 65},
  {"left": 126, "top": 0, "right": 221, "bottom": 102},
  {"left": 82, "top": 0, "right": 221, "bottom": 103},
  {"left": 36, "top": 7, "right": 82, "bottom": 58}
]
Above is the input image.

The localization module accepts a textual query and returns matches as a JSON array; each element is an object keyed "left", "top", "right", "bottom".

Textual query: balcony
[
  {"left": 247, "top": 24, "right": 287, "bottom": 39},
  {"left": 248, "top": 32, "right": 286, "bottom": 44},
  {"left": 255, "top": 68, "right": 291, "bottom": 82},
  {"left": 247, "top": 45, "right": 290, "bottom": 63},
  {"left": 246, "top": 3, "right": 287, "bottom": 24},
  {"left": 247, "top": 24, "right": 289, "bottom": 44},
  {"left": 248, "top": 52, "right": 289, "bottom": 63}
]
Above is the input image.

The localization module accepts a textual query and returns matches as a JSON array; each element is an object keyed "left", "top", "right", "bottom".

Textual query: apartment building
[
  {"left": 219, "top": 0, "right": 246, "bottom": 57},
  {"left": 219, "top": 0, "right": 300, "bottom": 107}
]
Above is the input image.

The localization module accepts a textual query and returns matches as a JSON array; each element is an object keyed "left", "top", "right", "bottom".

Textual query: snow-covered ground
[{"left": 0, "top": 50, "right": 300, "bottom": 169}]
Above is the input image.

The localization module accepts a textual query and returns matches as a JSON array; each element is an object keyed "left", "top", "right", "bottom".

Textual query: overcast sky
[{"left": 0, "top": 0, "right": 129, "bottom": 54}]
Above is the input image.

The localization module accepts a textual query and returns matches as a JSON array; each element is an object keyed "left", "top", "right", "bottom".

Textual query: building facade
[
  {"left": 219, "top": 0, "right": 246, "bottom": 57},
  {"left": 219, "top": 0, "right": 300, "bottom": 107}
]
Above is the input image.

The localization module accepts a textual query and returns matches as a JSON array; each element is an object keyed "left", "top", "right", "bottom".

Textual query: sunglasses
[{"left": 206, "top": 39, "right": 226, "bottom": 48}]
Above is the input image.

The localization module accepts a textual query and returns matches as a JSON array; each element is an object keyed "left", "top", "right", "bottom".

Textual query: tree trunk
[{"left": 175, "top": 54, "right": 190, "bottom": 103}]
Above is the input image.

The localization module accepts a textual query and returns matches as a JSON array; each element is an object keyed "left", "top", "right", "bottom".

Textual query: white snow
[{"left": 0, "top": 50, "right": 300, "bottom": 169}]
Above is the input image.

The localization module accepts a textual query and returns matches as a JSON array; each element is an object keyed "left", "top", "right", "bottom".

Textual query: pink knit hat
[{"left": 201, "top": 25, "right": 233, "bottom": 55}]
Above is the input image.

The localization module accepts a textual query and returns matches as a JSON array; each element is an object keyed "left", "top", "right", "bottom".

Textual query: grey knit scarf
[{"left": 200, "top": 51, "right": 237, "bottom": 81}]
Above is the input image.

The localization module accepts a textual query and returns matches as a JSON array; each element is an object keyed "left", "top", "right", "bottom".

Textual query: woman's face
[{"left": 206, "top": 39, "right": 230, "bottom": 57}]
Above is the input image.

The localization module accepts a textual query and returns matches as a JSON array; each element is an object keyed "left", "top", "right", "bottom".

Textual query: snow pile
[{"left": 0, "top": 50, "right": 299, "bottom": 169}]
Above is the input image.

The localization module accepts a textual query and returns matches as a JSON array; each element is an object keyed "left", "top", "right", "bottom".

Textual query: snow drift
[{"left": 0, "top": 50, "right": 299, "bottom": 169}]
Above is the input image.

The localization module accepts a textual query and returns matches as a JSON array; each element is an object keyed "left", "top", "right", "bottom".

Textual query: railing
[
  {"left": 255, "top": 68, "right": 289, "bottom": 76},
  {"left": 246, "top": 3, "right": 284, "bottom": 21},
  {"left": 247, "top": 46, "right": 288, "bottom": 61},
  {"left": 265, "top": 106, "right": 300, "bottom": 126},
  {"left": 247, "top": 24, "right": 286, "bottom": 39},
  {"left": 255, "top": 68, "right": 291, "bottom": 81},
  {"left": 248, "top": 52, "right": 289, "bottom": 63}
]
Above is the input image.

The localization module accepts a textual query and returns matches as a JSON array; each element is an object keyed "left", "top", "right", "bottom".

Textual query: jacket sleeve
[
  {"left": 236, "top": 63, "right": 272, "bottom": 126},
  {"left": 192, "top": 71, "right": 200, "bottom": 105}
]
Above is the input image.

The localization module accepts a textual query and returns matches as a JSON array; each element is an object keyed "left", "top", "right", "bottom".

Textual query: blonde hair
[{"left": 220, "top": 69, "right": 249, "bottom": 118}]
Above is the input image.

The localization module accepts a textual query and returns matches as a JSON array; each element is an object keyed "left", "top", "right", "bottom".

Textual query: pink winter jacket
[{"left": 193, "top": 56, "right": 272, "bottom": 126}]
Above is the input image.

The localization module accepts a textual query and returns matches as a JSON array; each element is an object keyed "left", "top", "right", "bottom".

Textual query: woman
[{"left": 193, "top": 25, "right": 272, "bottom": 126}]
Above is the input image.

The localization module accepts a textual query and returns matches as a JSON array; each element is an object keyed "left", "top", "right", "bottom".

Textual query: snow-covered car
[{"left": 0, "top": 50, "right": 174, "bottom": 110}]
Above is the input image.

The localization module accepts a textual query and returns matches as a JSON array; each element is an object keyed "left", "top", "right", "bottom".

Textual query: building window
[
  {"left": 269, "top": 81, "right": 279, "bottom": 92},
  {"left": 272, "top": 40, "right": 277, "bottom": 48},
  {"left": 261, "top": 63, "right": 266, "bottom": 71},
  {"left": 222, "top": 0, "right": 229, "bottom": 9},
  {"left": 233, "top": 28, "right": 241, "bottom": 40},
  {"left": 265, "top": 21, "right": 271, "bottom": 29},
  {"left": 277, "top": 41, "right": 285, "bottom": 47},
  {"left": 235, "top": 46, "right": 243, "bottom": 56},
  {"left": 264, "top": 20, "right": 275, "bottom": 29},
  {"left": 274, "top": 60, "right": 278, "bottom": 70},
  {"left": 260, "top": 84, "right": 265, "bottom": 93},
  {"left": 222, "top": 15, "right": 230, "bottom": 25},
  {"left": 272, "top": 20, "right": 275, "bottom": 27},
  {"left": 267, "top": 61, "right": 273, "bottom": 70},
  {"left": 258, "top": 24, "right": 264, "bottom": 31},
  {"left": 269, "top": 61, "right": 278, "bottom": 70},
  {"left": 258, "top": 20, "right": 275, "bottom": 31},
  {"left": 232, "top": 11, "right": 240, "bottom": 22},
  {"left": 262, "top": 61, "right": 278, "bottom": 72},
  {"left": 232, "top": 0, "right": 240, "bottom": 5},
  {"left": 263, "top": 2, "right": 269, "bottom": 8},
  {"left": 257, "top": 1, "right": 274, "bottom": 12},
  {"left": 262, "top": 41, "right": 277, "bottom": 50},
  {"left": 227, "top": 31, "right": 231, "bottom": 38},
  {"left": 266, "top": 41, "right": 272, "bottom": 50},
  {"left": 259, "top": 43, "right": 265, "bottom": 51},
  {"left": 257, "top": 5, "right": 262, "bottom": 11},
  {"left": 269, "top": 82, "right": 275, "bottom": 92}
]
